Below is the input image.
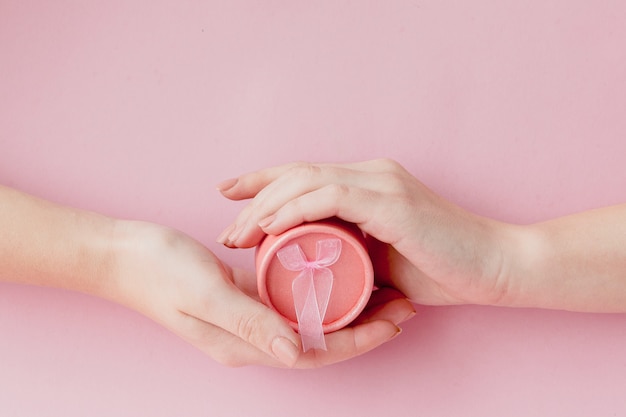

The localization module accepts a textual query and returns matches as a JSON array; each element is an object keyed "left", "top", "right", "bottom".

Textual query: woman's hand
[
  {"left": 217, "top": 159, "right": 519, "bottom": 308},
  {"left": 108, "top": 220, "right": 413, "bottom": 368}
]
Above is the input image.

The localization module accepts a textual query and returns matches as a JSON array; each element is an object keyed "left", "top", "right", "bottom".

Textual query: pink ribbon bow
[{"left": 276, "top": 238, "right": 342, "bottom": 352}]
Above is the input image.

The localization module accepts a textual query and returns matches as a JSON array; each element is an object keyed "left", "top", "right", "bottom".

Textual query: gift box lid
[{"left": 256, "top": 219, "right": 374, "bottom": 334}]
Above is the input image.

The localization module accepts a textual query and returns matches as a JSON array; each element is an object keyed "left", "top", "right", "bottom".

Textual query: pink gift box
[{"left": 256, "top": 219, "right": 374, "bottom": 339}]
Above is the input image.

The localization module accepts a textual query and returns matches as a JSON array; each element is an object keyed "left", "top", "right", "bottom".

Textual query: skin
[
  {"left": 217, "top": 158, "right": 626, "bottom": 313},
  {"left": 0, "top": 184, "right": 415, "bottom": 369}
]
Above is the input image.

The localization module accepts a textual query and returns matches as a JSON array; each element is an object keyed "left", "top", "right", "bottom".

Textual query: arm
[
  {"left": 217, "top": 159, "right": 626, "bottom": 313},
  {"left": 0, "top": 184, "right": 413, "bottom": 367},
  {"left": 0, "top": 184, "right": 115, "bottom": 295},
  {"left": 508, "top": 206, "right": 626, "bottom": 312}
]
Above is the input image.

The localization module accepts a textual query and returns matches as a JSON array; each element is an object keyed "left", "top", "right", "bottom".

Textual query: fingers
[
  {"left": 184, "top": 315, "right": 407, "bottom": 369},
  {"left": 294, "top": 320, "right": 401, "bottom": 369},
  {"left": 218, "top": 164, "right": 377, "bottom": 248},
  {"left": 351, "top": 287, "right": 416, "bottom": 326},
  {"left": 216, "top": 159, "right": 415, "bottom": 248},
  {"left": 227, "top": 185, "right": 380, "bottom": 248},
  {"left": 254, "top": 184, "right": 377, "bottom": 234},
  {"left": 183, "top": 283, "right": 413, "bottom": 368},
  {"left": 216, "top": 163, "right": 301, "bottom": 200},
  {"left": 292, "top": 288, "right": 414, "bottom": 369},
  {"left": 217, "top": 160, "right": 392, "bottom": 200}
]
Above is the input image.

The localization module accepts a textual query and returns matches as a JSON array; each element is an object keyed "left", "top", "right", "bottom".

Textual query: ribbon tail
[
  {"left": 313, "top": 267, "right": 333, "bottom": 322},
  {"left": 292, "top": 270, "right": 327, "bottom": 352}
]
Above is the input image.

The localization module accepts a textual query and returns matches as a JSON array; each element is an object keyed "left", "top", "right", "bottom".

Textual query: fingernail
[
  {"left": 398, "top": 308, "right": 416, "bottom": 324},
  {"left": 258, "top": 214, "right": 276, "bottom": 229},
  {"left": 271, "top": 337, "right": 300, "bottom": 367},
  {"left": 216, "top": 178, "right": 238, "bottom": 192},
  {"left": 216, "top": 224, "right": 236, "bottom": 245},
  {"left": 227, "top": 224, "right": 243, "bottom": 246},
  {"left": 388, "top": 326, "right": 402, "bottom": 341}
]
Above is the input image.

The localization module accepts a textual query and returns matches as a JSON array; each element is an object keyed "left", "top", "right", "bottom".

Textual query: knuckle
[
  {"left": 378, "top": 170, "right": 409, "bottom": 195},
  {"left": 325, "top": 183, "right": 351, "bottom": 200},
  {"left": 283, "top": 195, "right": 304, "bottom": 214},
  {"left": 233, "top": 311, "right": 264, "bottom": 346},
  {"left": 285, "top": 161, "right": 307, "bottom": 171},
  {"left": 374, "top": 157, "right": 402, "bottom": 172},
  {"left": 289, "top": 162, "right": 322, "bottom": 180}
]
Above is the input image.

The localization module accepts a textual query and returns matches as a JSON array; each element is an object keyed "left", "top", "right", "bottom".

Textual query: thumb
[{"left": 204, "top": 282, "right": 302, "bottom": 367}]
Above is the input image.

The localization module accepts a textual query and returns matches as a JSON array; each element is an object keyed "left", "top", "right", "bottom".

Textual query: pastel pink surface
[
  {"left": 2, "top": 1, "right": 626, "bottom": 417},
  {"left": 256, "top": 220, "right": 373, "bottom": 332}
]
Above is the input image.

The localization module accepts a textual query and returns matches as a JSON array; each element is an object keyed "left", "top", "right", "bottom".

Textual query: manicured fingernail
[
  {"left": 399, "top": 309, "right": 417, "bottom": 324},
  {"left": 227, "top": 224, "right": 243, "bottom": 246},
  {"left": 258, "top": 214, "right": 276, "bottom": 229},
  {"left": 271, "top": 337, "right": 300, "bottom": 367},
  {"left": 216, "top": 178, "right": 238, "bottom": 192},
  {"left": 388, "top": 326, "right": 402, "bottom": 341},
  {"left": 216, "top": 223, "right": 236, "bottom": 245}
]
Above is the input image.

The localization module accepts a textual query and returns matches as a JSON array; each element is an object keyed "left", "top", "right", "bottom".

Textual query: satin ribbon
[{"left": 276, "top": 238, "right": 342, "bottom": 352}]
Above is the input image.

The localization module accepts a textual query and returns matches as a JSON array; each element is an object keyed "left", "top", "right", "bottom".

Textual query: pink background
[{"left": 1, "top": 1, "right": 626, "bottom": 415}]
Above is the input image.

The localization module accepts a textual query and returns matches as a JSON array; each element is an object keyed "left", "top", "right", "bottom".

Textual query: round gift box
[{"left": 256, "top": 218, "right": 374, "bottom": 333}]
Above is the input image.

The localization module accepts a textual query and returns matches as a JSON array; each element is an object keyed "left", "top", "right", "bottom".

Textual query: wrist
[
  {"left": 104, "top": 220, "right": 183, "bottom": 312},
  {"left": 67, "top": 212, "right": 121, "bottom": 300},
  {"left": 103, "top": 219, "right": 151, "bottom": 307},
  {"left": 491, "top": 222, "right": 547, "bottom": 308}
]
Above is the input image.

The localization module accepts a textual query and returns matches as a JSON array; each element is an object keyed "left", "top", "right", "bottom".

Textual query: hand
[
  {"left": 217, "top": 159, "right": 516, "bottom": 307},
  {"left": 107, "top": 220, "right": 413, "bottom": 368}
]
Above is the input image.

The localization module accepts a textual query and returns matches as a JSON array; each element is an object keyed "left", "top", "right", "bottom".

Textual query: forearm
[
  {"left": 0, "top": 185, "right": 117, "bottom": 298},
  {"left": 505, "top": 204, "right": 626, "bottom": 312}
]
